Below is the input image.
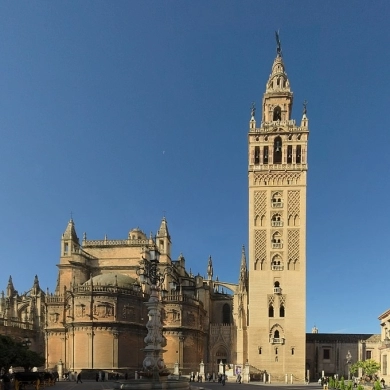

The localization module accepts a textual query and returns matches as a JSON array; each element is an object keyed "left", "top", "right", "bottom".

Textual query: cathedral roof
[
  {"left": 306, "top": 333, "right": 380, "bottom": 343},
  {"left": 84, "top": 273, "right": 136, "bottom": 289}
]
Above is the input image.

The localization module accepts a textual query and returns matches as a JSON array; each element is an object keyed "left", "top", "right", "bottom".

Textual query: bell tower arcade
[{"left": 247, "top": 35, "right": 309, "bottom": 380}]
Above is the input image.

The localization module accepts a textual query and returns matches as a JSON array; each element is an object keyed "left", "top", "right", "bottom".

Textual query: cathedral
[
  {"left": 0, "top": 37, "right": 308, "bottom": 381},
  {"left": 1, "top": 38, "right": 388, "bottom": 383}
]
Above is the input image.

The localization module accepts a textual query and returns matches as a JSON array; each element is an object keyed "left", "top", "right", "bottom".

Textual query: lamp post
[
  {"left": 346, "top": 350, "right": 352, "bottom": 380},
  {"left": 22, "top": 337, "right": 31, "bottom": 348},
  {"left": 136, "top": 246, "right": 176, "bottom": 382}
]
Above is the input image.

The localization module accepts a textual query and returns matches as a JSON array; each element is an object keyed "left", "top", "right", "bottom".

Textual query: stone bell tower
[{"left": 247, "top": 33, "right": 309, "bottom": 380}]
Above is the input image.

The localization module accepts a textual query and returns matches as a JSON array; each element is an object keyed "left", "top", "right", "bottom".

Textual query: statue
[
  {"left": 275, "top": 30, "right": 282, "bottom": 56},
  {"left": 250, "top": 102, "right": 256, "bottom": 118},
  {"left": 303, "top": 100, "right": 308, "bottom": 115}
]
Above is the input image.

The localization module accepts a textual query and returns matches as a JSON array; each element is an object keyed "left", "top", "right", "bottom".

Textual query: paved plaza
[{"left": 34, "top": 379, "right": 321, "bottom": 390}]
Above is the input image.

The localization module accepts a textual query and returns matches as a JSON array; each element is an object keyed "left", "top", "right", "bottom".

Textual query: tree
[
  {"left": 0, "top": 335, "right": 19, "bottom": 372},
  {"left": 350, "top": 359, "right": 380, "bottom": 380},
  {"left": 0, "top": 335, "right": 45, "bottom": 372}
]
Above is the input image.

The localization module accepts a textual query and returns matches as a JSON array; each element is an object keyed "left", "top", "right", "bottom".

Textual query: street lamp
[
  {"left": 346, "top": 351, "right": 352, "bottom": 380},
  {"left": 136, "top": 246, "right": 176, "bottom": 382},
  {"left": 22, "top": 337, "right": 31, "bottom": 348}
]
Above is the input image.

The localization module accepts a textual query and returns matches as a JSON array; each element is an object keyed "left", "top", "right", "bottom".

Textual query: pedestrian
[
  {"left": 76, "top": 372, "right": 82, "bottom": 383},
  {"left": 1, "top": 372, "right": 11, "bottom": 390},
  {"left": 221, "top": 373, "right": 226, "bottom": 386},
  {"left": 96, "top": 372, "right": 99, "bottom": 382}
]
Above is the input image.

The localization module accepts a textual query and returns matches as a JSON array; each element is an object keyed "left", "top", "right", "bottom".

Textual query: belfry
[{"left": 246, "top": 33, "right": 309, "bottom": 379}]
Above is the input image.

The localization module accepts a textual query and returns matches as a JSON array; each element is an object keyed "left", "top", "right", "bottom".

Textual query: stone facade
[
  {"left": 42, "top": 217, "right": 235, "bottom": 376},
  {"left": 377, "top": 309, "right": 390, "bottom": 382},
  {"left": 244, "top": 47, "right": 309, "bottom": 381},
  {"left": 306, "top": 329, "right": 381, "bottom": 381}
]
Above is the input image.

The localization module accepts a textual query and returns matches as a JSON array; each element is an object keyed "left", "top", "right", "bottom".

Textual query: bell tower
[{"left": 247, "top": 33, "right": 309, "bottom": 380}]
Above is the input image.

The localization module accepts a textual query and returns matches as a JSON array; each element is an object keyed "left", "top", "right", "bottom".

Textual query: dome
[
  {"left": 128, "top": 227, "right": 147, "bottom": 240},
  {"left": 84, "top": 273, "right": 136, "bottom": 288}
]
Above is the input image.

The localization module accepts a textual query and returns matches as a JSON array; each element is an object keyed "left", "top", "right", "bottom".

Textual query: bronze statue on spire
[{"left": 275, "top": 30, "right": 282, "bottom": 57}]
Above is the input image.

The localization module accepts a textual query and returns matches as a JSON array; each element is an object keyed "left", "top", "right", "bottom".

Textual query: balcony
[
  {"left": 270, "top": 337, "right": 285, "bottom": 345},
  {"left": 271, "top": 221, "right": 283, "bottom": 227},
  {"left": 271, "top": 243, "right": 282, "bottom": 249},
  {"left": 271, "top": 265, "right": 283, "bottom": 271},
  {"left": 272, "top": 202, "right": 283, "bottom": 208},
  {"left": 273, "top": 287, "right": 282, "bottom": 294}
]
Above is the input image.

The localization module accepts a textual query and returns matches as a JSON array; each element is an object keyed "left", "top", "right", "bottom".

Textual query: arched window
[
  {"left": 280, "top": 305, "right": 285, "bottom": 317},
  {"left": 274, "top": 137, "right": 282, "bottom": 164},
  {"left": 263, "top": 146, "right": 269, "bottom": 164},
  {"left": 254, "top": 146, "right": 260, "bottom": 165},
  {"left": 222, "top": 303, "right": 231, "bottom": 324},
  {"left": 274, "top": 330, "right": 280, "bottom": 338},
  {"left": 296, "top": 145, "right": 302, "bottom": 163},
  {"left": 271, "top": 214, "right": 282, "bottom": 227},
  {"left": 287, "top": 145, "right": 293, "bottom": 164},
  {"left": 273, "top": 106, "right": 282, "bottom": 121},
  {"left": 268, "top": 305, "right": 274, "bottom": 317}
]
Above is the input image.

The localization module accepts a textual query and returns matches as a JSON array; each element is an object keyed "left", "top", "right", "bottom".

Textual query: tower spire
[
  {"left": 207, "top": 255, "right": 213, "bottom": 280},
  {"left": 238, "top": 246, "right": 248, "bottom": 292}
]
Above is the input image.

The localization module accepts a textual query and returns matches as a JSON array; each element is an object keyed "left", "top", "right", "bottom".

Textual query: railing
[
  {"left": 251, "top": 163, "right": 308, "bottom": 171},
  {"left": 83, "top": 238, "right": 149, "bottom": 247},
  {"left": 271, "top": 243, "right": 282, "bottom": 249},
  {"left": 163, "top": 293, "right": 202, "bottom": 307},
  {"left": 273, "top": 287, "right": 281, "bottom": 294},
  {"left": 272, "top": 202, "right": 283, "bottom": 208},
  {"left": 270, "top": 337, "right": 285, "bottom": 344},
  {"left": 0, "top": 318, "right": 33, "bottom": 330},
  {"left": 271, "top": 221, "right": 283, "bottom": 227},
  {"left": 271, "top": 265, "right": 283, "bottom": 271}
]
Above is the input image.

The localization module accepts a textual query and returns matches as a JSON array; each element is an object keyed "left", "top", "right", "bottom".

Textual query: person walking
[{"left": 76, "top": 372, "right": 82, "bottom": 383}]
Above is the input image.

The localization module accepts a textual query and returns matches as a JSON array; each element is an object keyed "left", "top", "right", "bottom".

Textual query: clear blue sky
[{"left": 0, "top": 1, "right": 389, "bottom": 335}]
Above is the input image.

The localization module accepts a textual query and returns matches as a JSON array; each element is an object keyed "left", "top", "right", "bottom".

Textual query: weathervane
[{"left": 275, "top": 30, "right": 282, "bottom": 57}]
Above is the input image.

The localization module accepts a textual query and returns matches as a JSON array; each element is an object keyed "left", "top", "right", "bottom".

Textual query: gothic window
[
  {"left": 296, "top": 145, "right": 302, "bottom": 164},
  {"left": 254, "top": 146, "right": 260, "bottom": 165},
  {"left": 274, "top": 330, "right": 280, "bottom": 339},
  {"left": 271, "top": 192, "right": 283, "bottom": 207},
  {"left": 280, "top": 305, "right": 285, "bottom": 317},
  {"left": 274, "top": 137, "right": 282, "bottom": 164},
  {"left": 274, "top": 281, "right": 281, "bottom": 294},
  {"left": 268, "top": 305, "right": 274, "bottom": 317},
  {"left": 287, "top": 145, "right": 293, "bottom": 164},
  {"left": 271, "top": 214, "right": 282, "bottom": 227},
  {"left": 263, "top": 146, "right": 269, "bottom": 164},
  {"left": 273, "top": 106, "right": 282, "bottom": 121},
  {"left": 272, "top": 232, "right": 282, "bottom": 249},
  {"left": 222, "top": 303, "right": 231, "bottom": 324}
]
